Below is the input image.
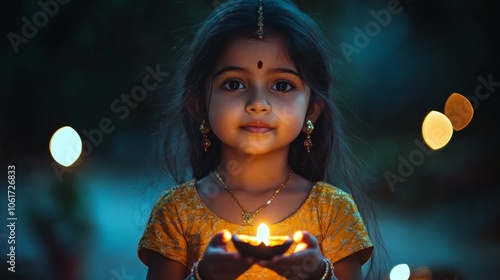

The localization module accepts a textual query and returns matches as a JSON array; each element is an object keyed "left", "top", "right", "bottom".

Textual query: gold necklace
[{"left": 213, "top": 169, "right": 293, "bottom": 224}]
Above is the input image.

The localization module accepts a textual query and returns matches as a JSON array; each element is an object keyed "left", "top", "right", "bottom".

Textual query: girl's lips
[
  {"left": 240, "top": 122, "right": 273, "bottom": 133},
  {"left": 241, "top": 126, "right": 273, "bottom": 133}
]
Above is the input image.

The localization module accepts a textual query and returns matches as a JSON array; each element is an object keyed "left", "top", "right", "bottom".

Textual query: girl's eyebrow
[
  {"left": 213, "top": 66, "right": 246, "bottom": 79},
  {"left": 270, "top": 68, "right": 300, "bottom": 78},
  {"left": 213, "top": 66, "right": 300, "bottom": 79}
]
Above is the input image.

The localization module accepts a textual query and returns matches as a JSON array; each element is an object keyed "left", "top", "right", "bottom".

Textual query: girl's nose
[{"left": 245, "top": 87, "right": 271, "bottom": 114}]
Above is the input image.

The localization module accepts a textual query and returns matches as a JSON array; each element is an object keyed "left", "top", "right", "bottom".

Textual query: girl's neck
[{"left": 217, "top": 147, "right": 291, "bottom": 192}]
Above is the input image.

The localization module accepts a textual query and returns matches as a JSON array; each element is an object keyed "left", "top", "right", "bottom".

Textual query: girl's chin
[{"left": 221, "top": 144, "right": 290, "bottom": 157}]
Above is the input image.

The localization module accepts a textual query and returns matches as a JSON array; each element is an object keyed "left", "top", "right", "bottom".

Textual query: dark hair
[{"left": 158, "top": 0, "right": 387, "bottom": 278}]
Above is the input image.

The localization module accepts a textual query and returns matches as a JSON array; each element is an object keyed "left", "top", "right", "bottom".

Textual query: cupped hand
[
  {"left": 197, "top": 230, "right": 256, "bottom": 280},
  {"left": 257, "top": 231, "right": 326, "bottom": 280}
]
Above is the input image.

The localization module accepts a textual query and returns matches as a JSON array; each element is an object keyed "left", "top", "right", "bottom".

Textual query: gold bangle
[
  {"left": 319, "top": 258, "right": 328, "bottom": 280},
  {"left": 191, "top": 261, "right": 202, "bottom": 280},
  {"left": 320, "top": 257, "right": 334, "bottom": 280}
]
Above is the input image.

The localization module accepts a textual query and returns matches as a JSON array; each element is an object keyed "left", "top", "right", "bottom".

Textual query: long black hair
[{"left": 157, "top": 0, "right": 387, "bottom": 278}]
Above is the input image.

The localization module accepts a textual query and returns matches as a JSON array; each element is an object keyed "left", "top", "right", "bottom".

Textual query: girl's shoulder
[
  {"left": 155, "top": 179, "right": 197, "bottom": 204},
  {"left": 308, "top": 182, "right": 363, "bottom": 222},
  {"left": 311, "top": 181, "right": 355, "bottom": 203}
]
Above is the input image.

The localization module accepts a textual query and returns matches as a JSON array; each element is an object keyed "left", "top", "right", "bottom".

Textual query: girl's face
[{"left": 208, "top": 36, "right": 312, "bottom": 156}]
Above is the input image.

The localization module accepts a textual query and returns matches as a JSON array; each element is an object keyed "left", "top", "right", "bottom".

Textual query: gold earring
[
  {"left": 199, "top": 120, "right": 211, "bottom": 152},
  {"left": 304, "top": 119, "right": 314, "bottom": 153}
]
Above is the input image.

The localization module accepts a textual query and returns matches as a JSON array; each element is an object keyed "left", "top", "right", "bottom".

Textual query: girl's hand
[
  {"left": 197, "top": 230, "right": 256, "bottom": 280},
  {"left": 257, "top": 231, "right": 327, "bottom": 280}
]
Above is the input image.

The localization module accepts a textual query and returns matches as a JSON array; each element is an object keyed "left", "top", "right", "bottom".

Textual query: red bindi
[{"left": 257, "top": 61, "right": 263, "bottom": 69}]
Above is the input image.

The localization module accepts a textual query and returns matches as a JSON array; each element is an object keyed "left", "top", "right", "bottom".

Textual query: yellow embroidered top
[{"left": 138, "top": 180, "right": 373, "bottom": 279}]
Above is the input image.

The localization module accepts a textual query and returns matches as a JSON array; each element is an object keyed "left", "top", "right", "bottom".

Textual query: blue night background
[{"left": 1, "top": 0, "right": 499, "bottom": 279}]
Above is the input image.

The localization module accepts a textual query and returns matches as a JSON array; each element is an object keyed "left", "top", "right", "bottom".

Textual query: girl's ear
[
  {"left": 303, "top": 100, "right": 323, "bottom": 132},
  {"left": 187, "top": 92, "right": 206, "bottom": 122}
]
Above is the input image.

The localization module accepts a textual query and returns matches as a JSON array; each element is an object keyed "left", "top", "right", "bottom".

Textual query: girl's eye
[
  {"left": 223, "top": 80, "right": 245, "bottom": 91},
  {"left": 272, "top": 81, "right": 294, "bottom": 92}
]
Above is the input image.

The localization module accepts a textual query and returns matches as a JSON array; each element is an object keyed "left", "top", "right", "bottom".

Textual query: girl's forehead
[{"left": 215, "top": 36, "right": 294, "bottom": 69}]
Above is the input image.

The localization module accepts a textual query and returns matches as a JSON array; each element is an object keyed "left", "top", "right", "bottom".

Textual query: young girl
[{"left": 138, "top": 0, "right": 384, "bottom": 279}]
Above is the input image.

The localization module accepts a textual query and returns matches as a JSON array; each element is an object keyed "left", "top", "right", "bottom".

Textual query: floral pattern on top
[{"left": 138, "top": 180, "right": 373, "bottom": 279}]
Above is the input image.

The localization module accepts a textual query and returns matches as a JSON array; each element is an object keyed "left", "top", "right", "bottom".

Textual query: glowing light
[
  {"left": 413, "top": 266, "right": 432, "bottom": 280},
  {"left": 389, "top": 263, "right": 410, "bottom": 280},
  {"left": 49, "top": 126, "right": 82, "bottom": 167},
  {"left": 422, "top": 110, "right": 453, "bottom": 150},
  {"left": 293, "top": 231, "right": 303, "bottom": 242},
  {"left": 222, "top": 230, "right": 232, "bottom": 243},
  {"left": 444, "top": 93, "right": 474, "bottom": 131},
  {"left": 256, "top": 223, "right": 270, "bottom": 246}
]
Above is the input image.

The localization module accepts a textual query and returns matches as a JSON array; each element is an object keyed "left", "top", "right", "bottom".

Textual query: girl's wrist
[
  {"left": 299, "top": 256, "right": 333, "bottom": 280},
  {"left": 190, "top": 259, "right": 212, "bottom": 280},
  {"left": 318, "top": 257, "right": 335, "bottom": 280}
]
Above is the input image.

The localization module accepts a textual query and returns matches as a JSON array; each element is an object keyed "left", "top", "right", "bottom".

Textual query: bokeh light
[
  {"left": 413, "top": 266, "right": 432, "bottom": 280},
  {"left": 444, "top": 93, "right": 474, "bottom": 131},
  {"left": 49, "top": 126, "right": 82, "bottom": 167},
  {"left": 390, "top": 263, "right": 411, "bottom": 280},
  {"left": 422, "top": 111, "right": 453, "bottom": 150}
]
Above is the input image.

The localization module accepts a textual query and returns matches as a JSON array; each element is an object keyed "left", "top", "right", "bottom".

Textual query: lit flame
[{"left": 256, "top": 223, "right": 270, "bottom": 246}]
